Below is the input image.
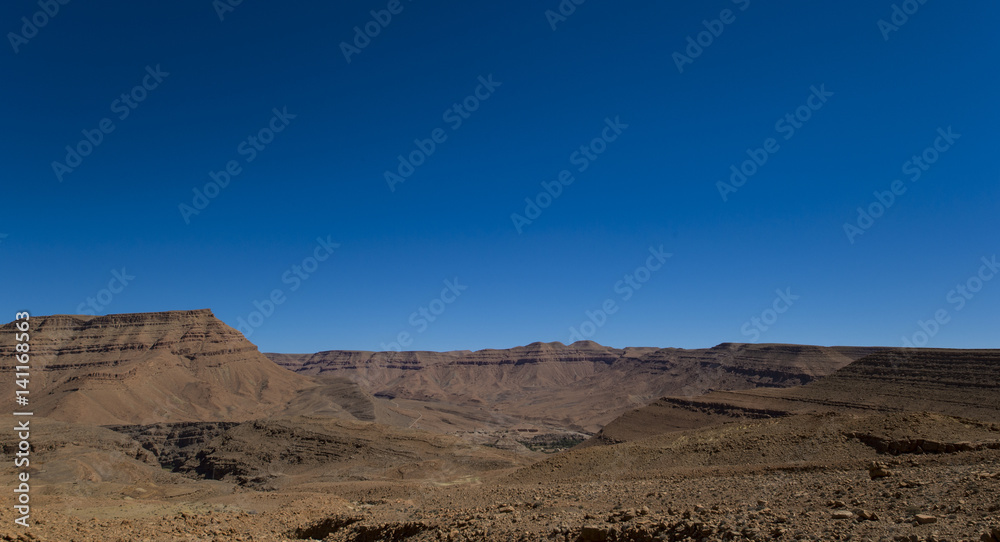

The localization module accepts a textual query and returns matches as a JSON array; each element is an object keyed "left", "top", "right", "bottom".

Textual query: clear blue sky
[{"left": 2, "top": 1, "right": 997, "bottom": 353}]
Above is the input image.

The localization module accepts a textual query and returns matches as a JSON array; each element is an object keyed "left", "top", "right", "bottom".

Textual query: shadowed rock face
[
  {"left": 0, "top": 310, "right": 346, "bottom": 425},
  {"left": 108, "top": 416, "right": 531, "bottom": 489},
  {"left": 266, "top": 342, "right": 881, "bottom": 433},
  {"left": 589, "top": 347, "right": 1000, "bottom": 445}
]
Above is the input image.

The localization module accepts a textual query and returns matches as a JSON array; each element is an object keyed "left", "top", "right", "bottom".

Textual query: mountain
[
  {"left": 0, "top": 308, "right": 897, "bottom": 440},
  {"left": 588, "top": 347, "right": 1000, "bottom": 445},
  {"left": 266, "top": 342, "right": 881, "bottom": 434},
  {"left": 4, "top": 310, "right": 999, "bottom": 542},
  {"left": 0, "top": 310, "right": 371, "bottom": 425}
]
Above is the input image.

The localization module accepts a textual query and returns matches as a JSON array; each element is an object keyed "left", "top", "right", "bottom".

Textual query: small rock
[
  {"left": 580, "top": 525, "right": 609, "bottom": 542},
  {"left": 869, "top": 461, "right": 894, "bottom": 479},
  {"left": 831, "top": 510, "right": 854, "bottom": 520},
  {"left": 857, "top": 509, "right": 879, "bottom": 521},
  {"left": 913, "top": 514, "right": 937, "bottom": 525}
]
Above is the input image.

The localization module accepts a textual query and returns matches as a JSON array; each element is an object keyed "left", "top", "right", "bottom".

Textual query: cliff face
[
  {"left": 589, "top": 347, "right": 1000, "bottom": 445},
  {"left": 265, "top": 341, "right": 880, "bottom": 432},
  {"left": 0, "top": 310, "right": 324, "bottom": 425},
  {"left": 781, "top": 348, "right": 1000, "bottom": 418}
]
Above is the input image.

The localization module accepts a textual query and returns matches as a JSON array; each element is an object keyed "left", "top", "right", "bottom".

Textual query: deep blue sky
[{"left": 2, "top": 1, "right": 997, "bottom": 353}]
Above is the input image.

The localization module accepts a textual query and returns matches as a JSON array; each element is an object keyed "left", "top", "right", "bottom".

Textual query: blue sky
[{"left": 2, "top": 1, "right": 997, "bottom": 353}]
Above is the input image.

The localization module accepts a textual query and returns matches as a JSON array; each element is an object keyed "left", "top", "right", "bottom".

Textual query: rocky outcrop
[
  {"left": 109, "top": 416, "right": 531, "bottom": 488},
  {"left": 847, "top": 432, "right": 1000, "bottom": 455}
]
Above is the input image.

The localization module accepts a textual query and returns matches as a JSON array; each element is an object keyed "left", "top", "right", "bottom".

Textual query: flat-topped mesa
[
  {"left": 266, "top": 341, "right": 880, "bottom": 433},
  {"left": 11, "top": 309, "right": 259, "bottom": 369},
  {"left": 269, "top": 341, "right": 628, "bottom": 373},
  {"left": 0, "top": 309, "right": 321, "bottom": 425},
  {"left": 271, "top": 341, "right": 873, "bottom": 383},
  {"left": 638, "top": 343, "right": 885, "bottom": 383},
  {"left": 268, "top": 350, "right": 470, "bottom": 374},
  {"left": 454, "top": 341, "right": 623, "bottom": 366}
]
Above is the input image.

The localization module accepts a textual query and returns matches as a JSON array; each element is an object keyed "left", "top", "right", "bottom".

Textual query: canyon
[{"left": 1, "top": 309, "right": 997, "bottom": 541}]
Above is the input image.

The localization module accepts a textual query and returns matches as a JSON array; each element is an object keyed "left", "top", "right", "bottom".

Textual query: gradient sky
[{"left": 2, "top": 1, "right": 997, "bottom": 353}]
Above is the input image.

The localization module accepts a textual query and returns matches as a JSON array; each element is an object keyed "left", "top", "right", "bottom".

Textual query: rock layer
[
  {"left": 267, "top": 342, "right": 879, "bottom": 433},
  {"left": 591, "top": 347, "right": 1000, "bottom": 445},
  {"left": 0, "top": 310, "right": 351, "bottom": 424}
]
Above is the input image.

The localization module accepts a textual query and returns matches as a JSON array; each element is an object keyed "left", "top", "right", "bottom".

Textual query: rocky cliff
[
  {"left": 266, "top": 341, "right": 881, "bottom": 433},
  {"left": 0, "top": 310, "right": 356, "bottom": 424},
  {"left": 589, "top": 347, "right": 1000, "bottom": 445}
]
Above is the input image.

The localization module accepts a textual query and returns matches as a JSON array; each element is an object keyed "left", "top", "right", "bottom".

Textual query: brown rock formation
[
  {"left": 0, "top": 310, "right": 360, "bottom": 425},
  {"left": 266, "top": 342, "right": 880, "bottom": 433},
  {"left": 589, "top": 347, "right": 1000, "bottom": 445}
]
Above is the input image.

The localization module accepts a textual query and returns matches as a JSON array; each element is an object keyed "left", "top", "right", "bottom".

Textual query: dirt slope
[
  {"left": 507, "top": 411, "right": 1000, "bottom": 484},
  {"left": 109, "top": 416, "right": 534, "bottom": 489}
]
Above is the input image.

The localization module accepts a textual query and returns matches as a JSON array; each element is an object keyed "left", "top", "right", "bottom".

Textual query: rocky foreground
[
  {"left": 2, "top": 311, "right": 997, "bottom": 541},
  {"left": 3, "top": 409, "right": 999, "bottom": 542},
  {"left": 2, "top": 448, "right": 998, "bottom": 541}
]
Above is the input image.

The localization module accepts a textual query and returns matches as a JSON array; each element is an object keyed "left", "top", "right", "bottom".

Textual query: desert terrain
[{"left": 1, "top": 310, "right": 998, "bottom": 541}]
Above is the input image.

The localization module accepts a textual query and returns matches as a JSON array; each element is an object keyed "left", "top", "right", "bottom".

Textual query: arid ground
[{"left": 2, "top": 310, "right": 998, "bottom": 541}]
